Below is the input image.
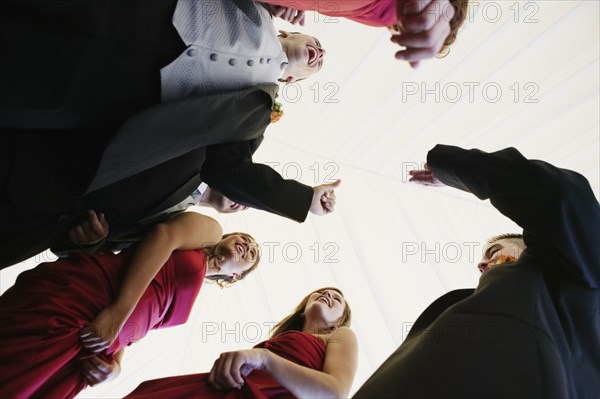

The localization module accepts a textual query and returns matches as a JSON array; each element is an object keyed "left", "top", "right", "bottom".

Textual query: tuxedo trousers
[
  {"left": 0, "top": 0, "right": 185, "bottom": 129},
  {"left": 0, "top": 0, "right": 186, "bottom": 264}
]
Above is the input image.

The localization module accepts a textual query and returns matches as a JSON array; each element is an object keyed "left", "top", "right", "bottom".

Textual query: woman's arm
[
  {"left": 209, "top": 327, "right": 358, "bottom": 398},
  {"left": 265, "top": 327, "right": 358, "bottom": 397},
  {"left": 81, "top": 212, "right": 222, "bottom": 352}
]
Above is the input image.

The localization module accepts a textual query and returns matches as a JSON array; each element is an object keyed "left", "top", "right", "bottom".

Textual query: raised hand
[
  {"left": 310, "top": 179, "right": 341, "bottom": 216},
  {"left": 408, "top": 164, "right": 445, "bottom": 187},
  {"left": 68, "top": 210, "right": 109, "bottom": 246},
  {"left": 392, "top": 0, "right": 455, "bottom": 68},
  {"left": 268, "top": 4, "right": 306, "bottom": 26}
]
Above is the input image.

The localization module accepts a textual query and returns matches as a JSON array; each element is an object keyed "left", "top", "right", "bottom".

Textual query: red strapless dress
[
  {"left": 0, "top": 249, "right": 206, "bottom": 399},
  {"left": 125, "top": 331, "right": 327, "bottom": 399}
]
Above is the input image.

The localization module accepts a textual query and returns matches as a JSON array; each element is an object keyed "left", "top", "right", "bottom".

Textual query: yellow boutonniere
[{"left": 270, "top": 101, "right": 284, "bottom": 123}]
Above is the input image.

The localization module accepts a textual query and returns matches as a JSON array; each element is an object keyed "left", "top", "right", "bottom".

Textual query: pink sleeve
[{"left": 260, "top": 0, "right": 397, "bottom": 27}]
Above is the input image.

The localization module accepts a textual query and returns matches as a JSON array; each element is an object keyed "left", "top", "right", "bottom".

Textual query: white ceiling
[{"left": 1, "top": 1, "right": 598, "bottom": 397}]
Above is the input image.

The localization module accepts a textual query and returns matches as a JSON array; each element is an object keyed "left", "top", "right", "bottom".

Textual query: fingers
[
  {"left": 82, "top": 362, "right": 103, "bottom": 386},
  {"left": 208, "top": 353, "right": 245, "bottom": 390},
  {"left": 408, "top": 169, "right": 432, "bottom": 177},
  {"left": 391, "top": 15, "right": 450, "bottom": 49},
  {"left": 68, "top": 225, "right": 86, "bottom": 244},
  {"left": 397, "top": 0, "right": 434, "bottom": 17},
  {"left": 311, "top": 179, "right": 341, "bottom": 215},
  {"left": 392, "top": 22, "right": 450, "bottom": 62},
  {"left": 408, "top": 178, "right": 436, "bottom": 186},
  {"left": 273, "top": 6, "right": 305, "bottom": 25},
  {"left": 327, "top": 179, "right": 342, "bottom": 189},
  {"left": 88, "top": 210, "right": 109, "bottom": 236},
  {"left": 272, "top": 6, "right": 285, "bottom": 18},
  {"left": 408, "top": 169, "right": 434, "bottom": 181},
  {"left": 80, "top": 328, "right": 112, "bottom": 353},
  {"left": 320, "top": 190, "right": 336, "bottom": 213},
  {"left": 81, "top": 338, "right": 111, "bottom": 353},
  {"left": 228, "top": 355, "right": 245, "bottom": 389},
  {"left": 280, "top": 7, "right": 292, "bottom": 21},
  {"left": 408, "top": 170, "right": 442, "bottom": 186},
  {"left": 292, "top": 10, "right": 306, "bottom": 26},
  {"left": 402, "top": 0, "right": 451, "bottom": 32},
  {"left": 68, "top": 210, "right": 109, "bottom": 245},
  {"left": 81, "top": 356, "right": 115, "bottom": 386},
  {"left": 393, "top": 0, "right": 454, "bottom": 66},
  {"left": 85, "top": 356, "right": 111, "bottom": 375},
  {"left": 323, "top": 180, "right": 340, "bottom": 212}
]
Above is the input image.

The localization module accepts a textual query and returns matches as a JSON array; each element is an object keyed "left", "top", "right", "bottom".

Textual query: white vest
[{"left": 161, "top": 0, "right": 287, "bottom": 102}]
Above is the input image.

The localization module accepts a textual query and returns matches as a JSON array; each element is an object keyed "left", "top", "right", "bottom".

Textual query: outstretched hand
[
  {"left": 208, "top": 348, "right": 268, "bottom": 390},
  {"left": 80, "top": 354, "right": 121, "bottom": 386},
  {"left": 408, "top": 164, "right": 445, "bottom": 187},
  {"left": 392, "top": 0, "right": 455, "bottom": 68},
  {"left": 268, "top": 5, "right": 306, "bottom": 26},
  {"left": 80, "top": 305, "right": 127, "bottom": 354},
  {"left": 69, "top": 210, "right": 109, "bottom": 246},
  {"left": 310, "top": 179, "right": 341, "bottom": 216}
]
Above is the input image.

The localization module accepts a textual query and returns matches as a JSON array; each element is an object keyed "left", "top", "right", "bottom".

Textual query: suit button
[
  {"left": 229, "top": 58, "right": 237, "bottom": 66},
  {"left": 259, "top": 58, "right": 265, "bottom": 64},
  {"left": 280, "top": 62, "right": 288, "bottom": 70},
  {"left": 209, "top": 53, "right": 218, "bottom": 61},
  {"left": 247, "top": 60, "right": 255, "bottom": 66},
  {"left": 266, "top": 58, "right": 272, "bottom": 64},
  {"left": 187, "top": 48, "right": 197, "bottom": 57}
]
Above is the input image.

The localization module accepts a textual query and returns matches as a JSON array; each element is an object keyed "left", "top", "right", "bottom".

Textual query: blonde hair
[
  {"left": 270, "top": 287, "right": 352, "bottom": 339},
  {"left": 438, "top": 0, "right": 470, "bottom": 58},
  {"left": 202, "top": 232, "right": 260, "bottom": 288}
]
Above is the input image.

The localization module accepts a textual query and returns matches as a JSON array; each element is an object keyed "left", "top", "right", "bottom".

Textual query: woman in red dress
[
  {"left": 263, "top": 0, "right": 470, "bottom": 67},
  {"left": 0, "top": 211, "right": 260, "bottom": 399},
  {"left": 125, "top": 287, "right": 358, "bottom": 398}
]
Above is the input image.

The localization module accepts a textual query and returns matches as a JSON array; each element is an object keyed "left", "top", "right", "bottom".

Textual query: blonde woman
[
  {"left": 125, "top": 287, "right": 358, "bottom": 398},
  {"left": 0, "top": 212, "right": 260, "bottom": 398}
]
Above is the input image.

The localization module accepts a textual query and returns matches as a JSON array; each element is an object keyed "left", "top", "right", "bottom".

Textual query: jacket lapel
[{"left": 86, "top": 84, "right": 277, "bottom": 193}]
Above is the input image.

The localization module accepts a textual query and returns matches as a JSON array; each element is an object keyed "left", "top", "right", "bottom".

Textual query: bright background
[{"left": 1, "top": 1, "right": 598, "bottom": 397}]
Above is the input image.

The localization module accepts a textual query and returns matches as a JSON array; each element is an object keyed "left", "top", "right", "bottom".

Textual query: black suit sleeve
[
  {"left": 201, "top": 137, "right": 314, "bottom": 223},
  {"left": 427, "top": 144, "right": 600, "bottom": 289}
]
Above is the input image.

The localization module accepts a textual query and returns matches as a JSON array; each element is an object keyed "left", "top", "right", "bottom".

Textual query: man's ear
[{"left": 278, "top": 30, "right": 289, "bottom": 38}]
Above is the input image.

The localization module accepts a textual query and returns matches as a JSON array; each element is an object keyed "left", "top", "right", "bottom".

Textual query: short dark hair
[{"left": 484, "top": 233, "right": 524, "bottom": 252}]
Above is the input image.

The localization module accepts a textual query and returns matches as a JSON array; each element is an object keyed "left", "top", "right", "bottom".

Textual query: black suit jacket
[
  {"left": 0, "top": 85, "right": 313, "bottom": 268},
  {"left": 0, "top": 0, "right": 314, "bottom": 266},
  {"left": 0, "top": 0, "right": 184, "bottom": 130},
  {"left": 354, "top": 145, "right": 600, "bottom": 399}
]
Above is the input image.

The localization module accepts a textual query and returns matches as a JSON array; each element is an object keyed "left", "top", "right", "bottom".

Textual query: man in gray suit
[{"left": 0, "top": 0, "right": 334, "bottom": 267}]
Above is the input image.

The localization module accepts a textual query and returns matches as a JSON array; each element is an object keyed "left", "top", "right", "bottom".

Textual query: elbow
[
  {"left": 147, "top": 223, "right": 176, "bottom": 248},
  {"left": 310, "top": 386, "right": 348, "bottom": 399},
  {"left": 318, "top": 377, "right": 351, "bottom": 399},
  {"left": 331, "top": 386, "right": 351, "bottom": 399}
]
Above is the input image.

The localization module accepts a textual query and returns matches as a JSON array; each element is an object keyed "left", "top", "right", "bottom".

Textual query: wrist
[
  {"left": 310, "top": 187, "right": 319, "bottom": 207},
  {"left": 259, "top": 348, "right": 273, "bottom": 372},
  {"left": 107, "top": 302, "right": 133, "bottom": 324}
]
